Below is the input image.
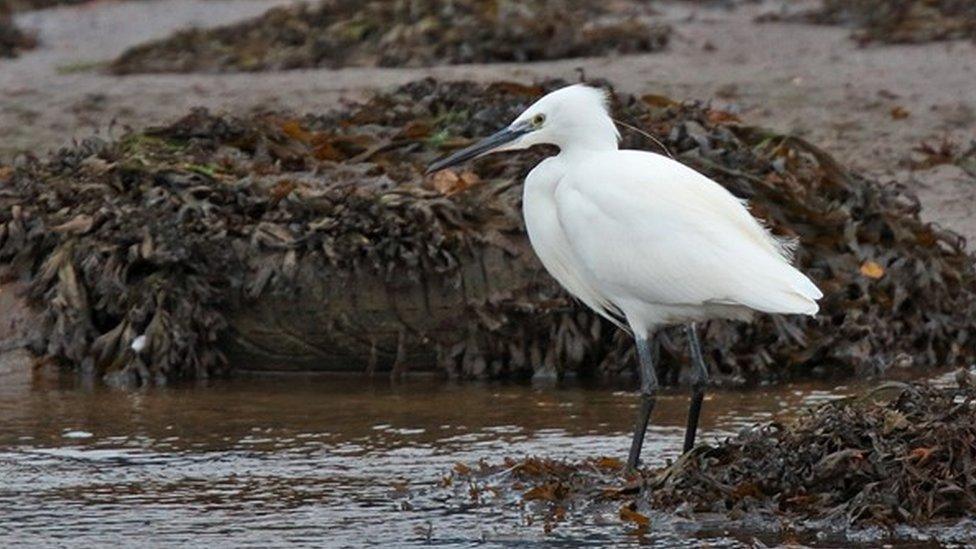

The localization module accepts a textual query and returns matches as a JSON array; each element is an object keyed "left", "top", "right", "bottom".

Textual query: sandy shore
[{"left": 3, "top": 0, "right": 975, "bottom": 245}]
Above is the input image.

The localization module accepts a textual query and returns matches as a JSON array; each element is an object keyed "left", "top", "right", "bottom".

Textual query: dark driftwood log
[{"left": 224, "top": 241, "right": 548, "bottom": 374}]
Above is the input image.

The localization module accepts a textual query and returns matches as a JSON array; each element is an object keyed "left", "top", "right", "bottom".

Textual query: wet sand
[{"left": 2, "top": 0, "right": 975, "bottom": 246}]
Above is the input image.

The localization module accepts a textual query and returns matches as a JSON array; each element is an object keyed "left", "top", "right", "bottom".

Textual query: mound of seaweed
[
  {"left": 776, "top": 0, "right": 976, "bottom": 44},
  {"left": 109, "top": 0, "right": 670, "bottom": 74},
  {"left": 1, "top": 5, "right": 37, "bottom": 58},
  {"left": 1, "top": 78, "right": 975, "bottom": 385},
  {"left": 650, "top": 382, "right": 976, "bottom": 524},
  {"left": 448, "top": 382, "right": 976, "bottom": 529}
]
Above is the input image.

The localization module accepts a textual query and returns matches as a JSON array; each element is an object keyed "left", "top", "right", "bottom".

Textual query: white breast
[{"left": 522, "top": 158, "right": 626, "bottom": 330}]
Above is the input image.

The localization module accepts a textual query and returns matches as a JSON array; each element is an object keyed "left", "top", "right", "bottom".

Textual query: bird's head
[{"left": 427, "top": 84, "right": 619, "bottom": 174}]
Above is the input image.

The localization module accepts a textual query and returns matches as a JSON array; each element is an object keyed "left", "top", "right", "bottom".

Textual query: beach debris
[
  {"left": 109, "top": 0, "right": 670, "bottom": 74},
  {"left": 1, "top": 78, "right": 974, "bottom": 385},
  {"left": 908, "top": 136, "right": 976, "bottom": 176}
]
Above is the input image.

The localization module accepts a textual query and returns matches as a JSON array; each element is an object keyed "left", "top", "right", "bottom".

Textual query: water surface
[{"left": 0, "top": 370, "right": 961, "bottom": 547}]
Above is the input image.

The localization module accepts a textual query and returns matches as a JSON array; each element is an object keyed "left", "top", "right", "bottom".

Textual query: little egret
[{"left": 428, "top": 84, "right": 823, "bottom": 470}]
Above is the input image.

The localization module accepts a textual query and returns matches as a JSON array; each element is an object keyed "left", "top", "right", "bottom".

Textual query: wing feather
[{"left": 554, "top": 150, "right": 821, "bottom": 316}]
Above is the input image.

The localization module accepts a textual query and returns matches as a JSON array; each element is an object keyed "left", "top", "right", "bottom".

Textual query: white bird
[{"left": 428, "top": 84, "right": 822, "bottom": 470}]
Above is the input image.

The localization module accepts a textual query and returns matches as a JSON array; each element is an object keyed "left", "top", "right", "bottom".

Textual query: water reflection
[{"left": 0, "top": 370, "right": 955, "bottom": 547}]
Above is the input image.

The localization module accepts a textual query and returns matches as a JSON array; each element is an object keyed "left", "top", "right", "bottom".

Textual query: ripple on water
[{"left": 0, "top": 371, "right": 961, "bottom": 547}]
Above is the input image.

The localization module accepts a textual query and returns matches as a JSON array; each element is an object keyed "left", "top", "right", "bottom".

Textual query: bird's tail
[
  {"left": 735, "top": 257, "right": 823, "bottom": 316},
  {"left": 769, "top": 268, "right": 822, "bottom": 315}
]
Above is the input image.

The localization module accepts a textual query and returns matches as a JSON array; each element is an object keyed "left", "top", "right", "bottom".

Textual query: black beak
[{"left": 426, "top": 125, "right": 530, "bottom": 174}]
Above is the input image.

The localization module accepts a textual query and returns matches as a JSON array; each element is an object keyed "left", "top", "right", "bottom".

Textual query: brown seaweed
[
  {"left": 648, "top": 382, "right": 976, "bottom": 525},
  {"left": 446, "top": 382, "right": 976, "bottom": 529},
  {"left": 6, "top": 0, "right": 90, "bottom": 9},
  {"left": 0, "top": 4, "right": 37, "bottom": 58},
  {"left": 1, "top": 78, "right": 974, "bottom": 386},
  {"left": 108, "top": 0, "right": 670, "bottom": 74},
  {"left": 768, "top": 0, "right": 976, "bottom": 45}
]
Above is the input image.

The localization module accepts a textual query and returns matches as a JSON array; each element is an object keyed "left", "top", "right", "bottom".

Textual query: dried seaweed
[
  {"left": 778, "top": 0, "right": 976, "bottom": 44},
  {"left": 448, "top": 382, "right": 976, "bottom": 528},
  {"left": 108, "top": 0, "right": 670, "bottom": 74},
  {"left": 1, "top": 78, "right": 975, "bottom": 385}
]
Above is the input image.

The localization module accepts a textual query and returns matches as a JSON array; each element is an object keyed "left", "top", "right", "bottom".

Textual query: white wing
[{"left": 554, "top": 150, "right": 822, "bottom": 322}]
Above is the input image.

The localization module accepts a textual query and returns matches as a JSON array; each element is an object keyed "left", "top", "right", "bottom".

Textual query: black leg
[
  {"left": 683, "top": 323, "right": 709, "bottom": 453},
  {"left": 627, "top": 334, "right": 658, "bottom": 471}
]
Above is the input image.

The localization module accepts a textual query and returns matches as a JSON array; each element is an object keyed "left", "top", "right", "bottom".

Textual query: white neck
[{"left": 552, "top": 115, "right": 619, "bottom": 154}]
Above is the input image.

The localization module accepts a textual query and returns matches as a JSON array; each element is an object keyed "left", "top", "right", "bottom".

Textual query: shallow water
[{"left": 0, "top": 369, "right": 965, "bottom": 547}]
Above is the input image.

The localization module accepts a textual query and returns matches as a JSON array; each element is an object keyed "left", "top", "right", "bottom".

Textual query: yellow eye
[{"left": 532, "top": 114, "right": 546, "bottom": 126}]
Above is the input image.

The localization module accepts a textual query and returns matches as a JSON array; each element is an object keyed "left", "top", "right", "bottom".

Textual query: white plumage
[
  {"left": 428, "top": 83, "right": 823, "bottom": 469},
  {"left": 526, "top": 148, "right": 822, "bottom": 335}
]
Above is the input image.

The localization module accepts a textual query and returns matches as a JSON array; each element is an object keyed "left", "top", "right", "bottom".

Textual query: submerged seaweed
[
  {"left": 108, "top": 0, "right": 670, "bottom": 74},
  {"left": 447, "top": 382, "right": 976, "bottom": 529},
  {"left": 1, "top": 78, "right": 975, "bottom": 385}
]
